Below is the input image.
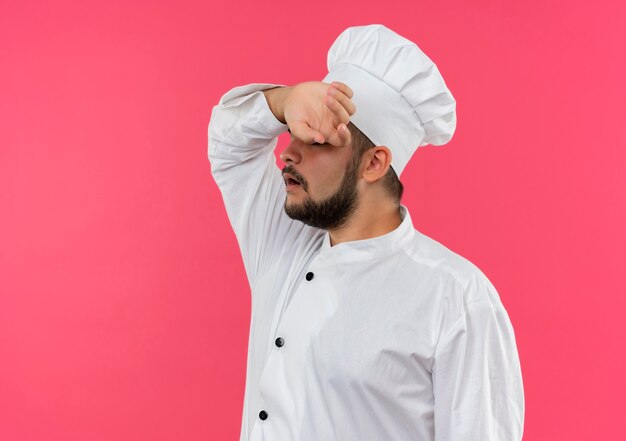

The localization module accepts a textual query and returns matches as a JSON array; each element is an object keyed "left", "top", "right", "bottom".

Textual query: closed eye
[{"left": 286, "top": 128, "right": 325, "bottom": 146}]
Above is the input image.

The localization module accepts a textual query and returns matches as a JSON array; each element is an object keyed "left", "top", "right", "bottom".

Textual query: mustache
[{"left": 282, "top": 165, "right": 308, "bottom": 191}]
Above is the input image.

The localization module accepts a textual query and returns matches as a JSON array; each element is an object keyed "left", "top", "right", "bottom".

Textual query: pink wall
[{"left": 1, "top": 1, "right": 625, "bottom": 440}]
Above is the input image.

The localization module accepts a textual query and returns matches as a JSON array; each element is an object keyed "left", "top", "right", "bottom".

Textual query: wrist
[{"left": 263, "top": 86, "right": 290, "bottom": 124}]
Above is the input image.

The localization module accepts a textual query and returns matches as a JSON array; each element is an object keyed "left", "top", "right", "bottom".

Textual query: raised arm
[{"left": 208, "top": 81, "right": 354, "bottom": 286}]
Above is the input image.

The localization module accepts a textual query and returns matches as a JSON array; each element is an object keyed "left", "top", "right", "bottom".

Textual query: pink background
[{"left": 1, "top": 1, "right": 625, "bottom": 440}]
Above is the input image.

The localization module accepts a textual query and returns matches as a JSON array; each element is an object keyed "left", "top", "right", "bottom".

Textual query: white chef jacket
[{"left": 208, "top": 84, "right": 524, "bottom": 441}]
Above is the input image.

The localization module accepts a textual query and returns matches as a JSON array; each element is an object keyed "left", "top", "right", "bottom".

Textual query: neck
[{"left": 328, "top": 196, "right": 402, "bottom": 246}]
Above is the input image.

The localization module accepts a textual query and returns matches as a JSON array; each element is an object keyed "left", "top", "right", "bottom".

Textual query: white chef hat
[{"left": 322, "top": 24, "right": 457, "bottom": 177}]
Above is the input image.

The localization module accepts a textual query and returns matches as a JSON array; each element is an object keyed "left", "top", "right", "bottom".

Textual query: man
[{"left": 208, "top": 24, "right": 524, "bottom": 441}]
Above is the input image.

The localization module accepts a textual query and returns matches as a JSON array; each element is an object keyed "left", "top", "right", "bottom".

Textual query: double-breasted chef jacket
[{"left": 208, "top": 84, "right": 525, "bottom": 441}]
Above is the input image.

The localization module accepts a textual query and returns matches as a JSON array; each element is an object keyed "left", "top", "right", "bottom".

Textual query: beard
[{"left": 283, "top": 158, "right": 360, "bottom": 230}]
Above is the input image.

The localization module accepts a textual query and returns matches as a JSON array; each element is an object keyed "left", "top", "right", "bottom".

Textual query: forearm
[
  {"left": 208, "top": 84, "right": 287, "bottom": 172},
  {"left": 208, "top": 83, "right": 287, "bottom": 228}
]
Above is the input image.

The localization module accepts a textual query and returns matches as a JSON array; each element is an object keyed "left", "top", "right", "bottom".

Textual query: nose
[{"left": 279, "top": 138, "right": 303, "bottom": 164}]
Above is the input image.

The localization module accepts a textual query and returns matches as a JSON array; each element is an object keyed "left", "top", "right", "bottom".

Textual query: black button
[
  {"left": 305, "top": 272, "right": 314, "bottom": 281},
  {"left": 275, "top": 337, "right": 284, "bottom": 347},
  {"left": 259, "top": 410, "right": 268, "bottom": 420}
]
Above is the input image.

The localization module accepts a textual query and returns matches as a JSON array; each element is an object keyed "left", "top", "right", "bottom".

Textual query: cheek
[
  {"left": 305, "top": 149, "right": 355, "bottom": 197},
  {"left": 313, "top": 164, "right": 349, "bottom": 197}
]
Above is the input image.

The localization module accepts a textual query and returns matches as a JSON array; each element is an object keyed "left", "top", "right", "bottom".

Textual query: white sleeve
[
  {"left": 432, "top": 275, "right": 525, "bottom": 441},
  {"left": 208, "top": 83, "right": 316, "bottom": 286}
]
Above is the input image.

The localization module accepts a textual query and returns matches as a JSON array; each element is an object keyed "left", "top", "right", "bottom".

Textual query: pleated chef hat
[{"left": 322, "top": 24, "right": 457, "bottom": 177}]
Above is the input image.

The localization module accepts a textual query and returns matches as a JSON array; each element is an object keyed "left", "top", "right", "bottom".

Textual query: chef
[{"left": 208, "top": 24, "right": 524, "bottom": 441}]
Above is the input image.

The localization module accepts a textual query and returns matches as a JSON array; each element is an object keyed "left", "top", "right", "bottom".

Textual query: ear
[{"left": 361, "top": 146, "right": 392, "bottom": 184}]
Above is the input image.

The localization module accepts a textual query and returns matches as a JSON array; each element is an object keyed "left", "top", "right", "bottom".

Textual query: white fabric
[
  {"left": 322, "top": 24, "right": 457, "bottom": 176},
  {"left": 208, "top": 84, "right": 524, "bottom": 441}
]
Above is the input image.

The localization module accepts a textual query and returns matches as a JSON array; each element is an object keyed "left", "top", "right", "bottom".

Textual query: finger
[
  {"left": 324, "top": 95, "right": 351, "bottom": 125},
  {"left": 330, "top": 81, "right": 353, "bottom": 99},
  {"left": 290, "top": 120, "right": 325, "bottom": 144},
  {"left": 328, "top": 87, "right": 356, "bottom": 116},
  {"left": 326, "top": 122, "right": 352, "bottom": 147}
]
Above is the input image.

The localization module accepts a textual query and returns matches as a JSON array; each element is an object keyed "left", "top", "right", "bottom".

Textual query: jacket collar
[{"left": 310, "top": 205, "right": 415, "bottom": 269}]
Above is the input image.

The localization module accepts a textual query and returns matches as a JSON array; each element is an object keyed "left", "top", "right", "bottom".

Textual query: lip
[
  {"left": 283, "top": 172, "right": 303, "bottom": 191},
  {"left": 283, "top": 173, "right": 304, "bottom": 193}
]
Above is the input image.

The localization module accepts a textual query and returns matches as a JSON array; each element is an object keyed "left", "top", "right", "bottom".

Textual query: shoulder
[
  {"left": 401, "top": 228, "right": 504, "bottom": 317},
  {"left": 404, "top": 229, "right": 490, "bottom": 288}
]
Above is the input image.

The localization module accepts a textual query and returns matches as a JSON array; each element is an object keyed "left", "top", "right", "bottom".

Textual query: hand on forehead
[{"left": 283, "top": 81, "right": 355, "bottom": 147}]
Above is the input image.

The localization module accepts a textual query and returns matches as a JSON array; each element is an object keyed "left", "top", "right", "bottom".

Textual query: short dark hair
[{"left": 347, "top": 122, "right": 404, "bottom": 203}]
